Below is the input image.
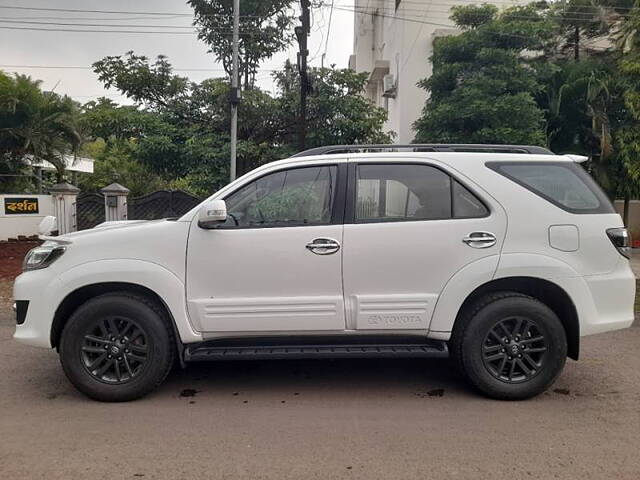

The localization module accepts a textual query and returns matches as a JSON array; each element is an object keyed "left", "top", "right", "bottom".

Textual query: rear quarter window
[{"left": 486, "top": 161, "right": 615, "bottom": 214}]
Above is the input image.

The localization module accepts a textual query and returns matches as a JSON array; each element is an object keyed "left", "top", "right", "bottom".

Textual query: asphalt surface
[{"left": 1, "top": 283, "right": 639, "bottom": 479}]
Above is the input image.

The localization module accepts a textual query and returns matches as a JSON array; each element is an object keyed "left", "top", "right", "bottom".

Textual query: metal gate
[
  {"left": 128, "top": 190, "right": 201, "bottom": 220},
  {"left": 76, "top": 193, "right": 105, "bottom": 230}
]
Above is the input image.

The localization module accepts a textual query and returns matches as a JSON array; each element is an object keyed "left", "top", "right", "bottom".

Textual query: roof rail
[{"left": 291, "top": 144, "right": 554, "bottom": 158}]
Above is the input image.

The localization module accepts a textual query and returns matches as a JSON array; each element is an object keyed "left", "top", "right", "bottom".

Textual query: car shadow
[{"left": 159, "top": 357, "right": 474, "bottom": 399}]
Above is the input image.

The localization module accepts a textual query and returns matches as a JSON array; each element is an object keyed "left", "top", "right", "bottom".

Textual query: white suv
[{"left": 13, "top": 144, "right": 635, "bottom": 402}]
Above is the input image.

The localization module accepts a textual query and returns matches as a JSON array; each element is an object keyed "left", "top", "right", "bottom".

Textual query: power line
[
  {"left": 339, "top": 3, "right": 636, "bottom": 21},
  {"left": 0, "top": 9, "right": 624, "bottom": 28},
  {"left": 332, "top": 2, "right": 637, "bottom": 21},
  {"left": 0, "top": 14, "right": 190, "bottom": 21},
  {"left": 0, "top": 1, "right": 631, "bottom": 24},
  {"left": 0, "top": 20, "right": 197, "bottom": 29},
  {"left": 72, "top": 93, "right": 127, "bottom": 98},
  {"left": 1, "top": 1, "right": 635, "bottom": 16},
  {"left": 335, "top": 0, "right": 639, "bottom": 12},
  {"left": 0, "top": 64, "right": 279, "bottom": 72},
  {"left": 0, "top": 25, "right": 195, "bottom": 34},
  {"left": 0, "top": 5, "right": 196, "bottom": 15},
  {"left": 322, "top": 0, "right": 335, "bottom": 67},
  {"left": 0, "top": 25, "right": 274, "bottom": 36},
  {"left": 332, "top": 5, "right": 615, "bottom": 45},
  {"left": 400, "top": 0, "right": 433, "bottom": 76},
  {"left": 0, "top": 4, "right": 270, "bottom": 18},
  {"left": 0, "top": 18, "right": 285, "bottom": 31},
  {"left": 308, "top": 5, "right": 326, "bottom": 63},
  {"left": 0, "top": 3, "right": 627, "bottom": 41}
]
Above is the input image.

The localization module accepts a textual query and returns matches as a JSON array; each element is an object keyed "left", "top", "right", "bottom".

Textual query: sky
[{"left": 0, "top": 0, "right": 355, "bottom": 103}]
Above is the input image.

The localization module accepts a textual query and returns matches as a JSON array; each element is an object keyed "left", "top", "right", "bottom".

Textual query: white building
[
  {"left": 24, "top": 154, "right": 95, "bottom": 175},
  {"left": 349, "top": 0, "right": 526, "bottom": 143}
]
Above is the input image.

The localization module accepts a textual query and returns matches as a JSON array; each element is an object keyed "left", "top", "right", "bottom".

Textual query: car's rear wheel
[
  {"left": 59, "top": 292, "right": 174, "bottom": 402},
  {"left": 451, "top": 292, "right": 567, "bottom": 400}
]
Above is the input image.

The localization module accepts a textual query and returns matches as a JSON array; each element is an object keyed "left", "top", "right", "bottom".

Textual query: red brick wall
[{"left": 0, "top": 241, "right": 42, "bottom": 280}]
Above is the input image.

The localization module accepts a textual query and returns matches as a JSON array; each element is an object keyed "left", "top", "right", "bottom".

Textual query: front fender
[{"left": 57, "top": 259, "right": 202, "bottom": 344}]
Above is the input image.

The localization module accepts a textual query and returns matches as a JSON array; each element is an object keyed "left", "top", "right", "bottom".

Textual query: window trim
[
  {"left": 486, "top": 161, "right": 615, "bottom": 215},
  {"left": 346, "top": 161, "right": 491, "bottom": 224},
  {"left": 214, "top": 163, "right": 347, "bottom": 230}
]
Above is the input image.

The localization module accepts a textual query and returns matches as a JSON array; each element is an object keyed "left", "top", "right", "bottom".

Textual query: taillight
[{"left": 606, "top": 227, "right": 632, "bottom": 259}]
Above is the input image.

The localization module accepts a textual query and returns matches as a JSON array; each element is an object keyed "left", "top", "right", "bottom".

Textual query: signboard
[{"left": 4, "top": 197, "right": 39, "bottom": 215}]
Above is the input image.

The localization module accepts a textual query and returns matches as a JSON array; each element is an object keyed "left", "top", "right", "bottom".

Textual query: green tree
[
  {"left": 413, "top": 4, "right": 555, "bottom": 145},
  {"left": 0, "top": 72, "right": 84, "bottom": 185},
  {"left": 188, "top": 0, "right": 297, "bottom": 89},
  {"left": 76, "top": 139, "right": 167, "bottom": 197},
  {"left": 90, "top": 53, "right": 391, "bottom": 196},
  {"left": 81, "top": 97, "right": 155, "bottom": 141},
  {"left": 613, "top": 0, "right": 640, "bottom": 223},
  {"left": 538, "top": 57, "right": 630, "bottom": 195},
  {"left": 274, "top": 62, "right": 393, "bottom": 148},
  {"left": 93, "top": 53, "right": 190, "bottom": 110}
]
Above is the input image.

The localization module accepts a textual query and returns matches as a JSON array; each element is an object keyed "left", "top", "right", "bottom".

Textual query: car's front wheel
[
  {"left": 59, "top": 292, "right": 174, "bottom": 402},
  {"left": 451, "top": 292, "right": 567, "bottom": 400}
]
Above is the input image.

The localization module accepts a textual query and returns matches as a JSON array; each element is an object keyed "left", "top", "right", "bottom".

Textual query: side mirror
[
  {"left": 38, "top": 216, "right": 57, "bottom": 236},
  {"left": 198, "top": 199, "right": 227, "bottom": 229}
]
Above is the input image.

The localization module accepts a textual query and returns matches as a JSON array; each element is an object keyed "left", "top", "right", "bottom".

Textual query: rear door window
[
  {"left": 452, "top": 180, "right": 489, "bottom": 218},
  {"left": 487, "top": 161, "right": 615, "bottom": 214},
  {"left": 354, "top": 163, "right": 488, "bottom": 222}
]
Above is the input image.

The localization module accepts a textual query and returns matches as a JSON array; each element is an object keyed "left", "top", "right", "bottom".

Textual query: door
[
  {"left": 342, "top": 161, "right": 506, "bottom": 331},
  {"left": 186, "top": 163, "right": 347, "bottom": 333}
]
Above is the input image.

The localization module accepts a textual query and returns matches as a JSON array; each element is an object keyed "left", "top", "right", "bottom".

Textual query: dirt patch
[
  {"left": 0, "top": 241, "right": 40, "bottom": 311},
  {"left": 0, "top": 241, "right": 40, "bottom": 281},
  {"left": 0, "top": 280, "right": 13, "bottom": 312}
]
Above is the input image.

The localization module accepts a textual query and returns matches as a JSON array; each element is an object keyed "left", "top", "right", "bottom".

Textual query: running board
[{"left": 184, "top": 341, "right": 448, "bottom": 362}]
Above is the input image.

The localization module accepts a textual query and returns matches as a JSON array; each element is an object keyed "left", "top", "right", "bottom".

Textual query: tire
[
  {"left": 59, "top": 292, "right": 175, "bottom": 402},
  {"left": 450, "top": 292, "right": 567, "bottom": 400}
]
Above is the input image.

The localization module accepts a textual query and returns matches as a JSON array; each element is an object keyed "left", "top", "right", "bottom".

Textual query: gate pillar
[
  {"left": 101, "top": 183, "right": 130, "bottom": 222},
  {"left": 49, "top": 182, "right": 80, "bottom": 235}
]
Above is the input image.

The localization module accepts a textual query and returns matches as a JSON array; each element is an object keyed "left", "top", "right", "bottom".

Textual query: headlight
[{"left": 22, "top": 242, "right": 66, "bottom": 271}]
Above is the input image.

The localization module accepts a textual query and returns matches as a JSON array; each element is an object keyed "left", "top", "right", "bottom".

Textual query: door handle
[
  {"left": 306, "top": 237, "right": 340, "bottom": 255},
  {"left": 462, "top": 231, "right": 497, "bottom": 249}
]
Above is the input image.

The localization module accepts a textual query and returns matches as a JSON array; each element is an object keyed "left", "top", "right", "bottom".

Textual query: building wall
[
  {"left": 0, "top": 195, "right": 54, "bottom": 241},
  {"left": 352, "top": 0, "right": 526, "bottom": 143}
]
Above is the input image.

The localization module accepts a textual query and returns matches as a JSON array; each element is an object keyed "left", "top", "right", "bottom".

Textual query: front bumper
[{"left": 13, "top": 269, "right": 62, "bottom": 348}]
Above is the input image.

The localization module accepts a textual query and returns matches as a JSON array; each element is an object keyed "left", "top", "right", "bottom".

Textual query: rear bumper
[{"left": 579, "top": 257, "right": 636, "bottom": 336}]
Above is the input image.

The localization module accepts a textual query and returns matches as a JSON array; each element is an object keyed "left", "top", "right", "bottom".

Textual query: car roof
[
  {"left": 291, "top": 144, "right": 554, "bottom": 157},
  {"left": 267, "top": 151, "right": 573, "bottom": 169}
]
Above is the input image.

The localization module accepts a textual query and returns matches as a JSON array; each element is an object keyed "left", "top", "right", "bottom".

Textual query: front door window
[{"left": 222, "top": 165, "right": 337, "bottom": 227}]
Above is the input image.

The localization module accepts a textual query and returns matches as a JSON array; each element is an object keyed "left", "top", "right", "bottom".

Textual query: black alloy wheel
[
  {"left": 60, "top": 292, "right": 174, "bottom": 402},
  {"left": 81, "top": 317, "right": 149, "bottom": 384},
  {"left": 481, "top": 317, "right": 548, "bottom": 384},
  {"left": 450, "top": 292, "right": 567, "bottom": 400}
]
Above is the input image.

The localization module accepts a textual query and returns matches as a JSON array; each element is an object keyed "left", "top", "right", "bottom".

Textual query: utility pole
[
  {"left": 229, "top": 0, "right": 241, "bottom": 181},
  {"left": 295, "top": 0, "right": 311, "bottom": 151}
]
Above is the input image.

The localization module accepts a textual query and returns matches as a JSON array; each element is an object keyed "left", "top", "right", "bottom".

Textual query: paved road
[{"left": 1, "top": 304, "right": 639, "bottom": 480}]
